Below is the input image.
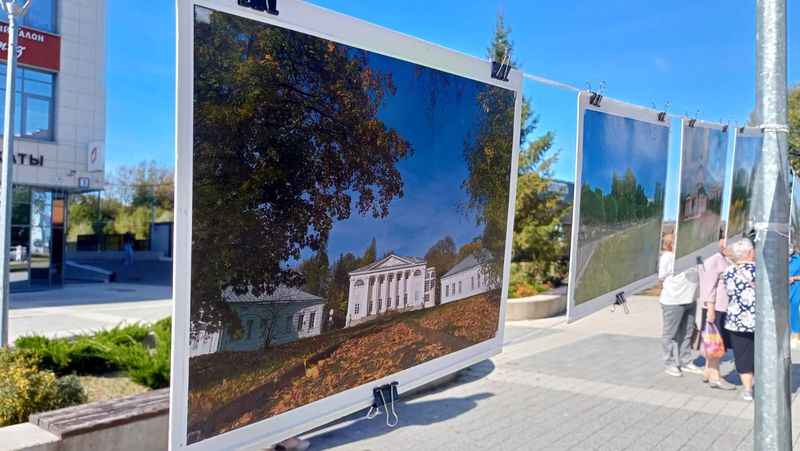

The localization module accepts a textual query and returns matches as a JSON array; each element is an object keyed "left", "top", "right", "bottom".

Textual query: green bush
[
  {"left": 14, "top": 317, "right": 172, "bottom": 389},
  {"left": 0, "top": 350, "right": 87, "bottom": 426}
]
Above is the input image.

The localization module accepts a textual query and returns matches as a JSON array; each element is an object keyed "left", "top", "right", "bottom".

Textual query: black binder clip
[
  {"left": 722, "top": 125, "right": 729, "bottom": 133},
  {"left": 696, "top": 255, "right": 704, "bottom": 265},
  {"left": 687, "top": 110, "right": 699, "bottom": 128},
  {"left": 739, "top": 126, "right": 746, "bottom": 134},
  {"left": 587, "top": 81, "right": 605, "bottom": 107},
  {"left": 238, "top": 0, "right": 279, "bottom": 15},
  {"left": 491, "top": 50, "right": 511, "bottom": 82},
  {"left": 657, "top": 102, "right": 669, "bottom": 122},
  {"left": 366, "top": 382, "right": 400, "bottom": 427},
  {"left": 610, "top": 292, "right": 629, "bottom": 314}
]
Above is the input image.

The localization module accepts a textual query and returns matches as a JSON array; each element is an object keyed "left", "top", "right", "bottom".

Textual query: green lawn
[{"left": 574, "top": 219, "right": 662, "bottom": 304}]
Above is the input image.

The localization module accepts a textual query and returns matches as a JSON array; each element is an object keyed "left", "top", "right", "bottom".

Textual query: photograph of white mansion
[
  {"left": 345, "top": 254, "right": 436, "bottom": 327},
  {"left": 190, "top": 286, "right": 326, "bottom": 356},
  {"left": 440, "top": 254, "right": 496, "bottom": 303}
]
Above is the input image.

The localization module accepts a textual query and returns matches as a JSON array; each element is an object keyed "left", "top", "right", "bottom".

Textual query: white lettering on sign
[
  {"left": 0, "top": 24, "right": 45, "bottom": 42},
  {"left": 0, "top": 41, "right": 26, "bottom": 58}
]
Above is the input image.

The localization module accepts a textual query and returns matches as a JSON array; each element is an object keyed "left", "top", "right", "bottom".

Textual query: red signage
[{"left": 0, "top": 22, "right": 60, "bottom": 72}]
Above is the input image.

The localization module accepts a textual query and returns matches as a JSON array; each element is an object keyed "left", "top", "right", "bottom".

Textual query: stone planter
[{"left": 506, "top": 292, "right": 566, "bottom": 321}]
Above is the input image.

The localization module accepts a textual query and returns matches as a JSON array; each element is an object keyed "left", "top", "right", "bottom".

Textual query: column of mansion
[{"left": 345, "top": 255, "right": 435, "bottom": 327}]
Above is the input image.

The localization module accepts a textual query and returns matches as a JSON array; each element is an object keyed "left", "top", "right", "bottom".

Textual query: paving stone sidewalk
[{"left": 304, "top": 295, "right": 800, "bottom": 450}]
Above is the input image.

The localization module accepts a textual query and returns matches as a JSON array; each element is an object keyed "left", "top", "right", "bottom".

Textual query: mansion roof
[
  {"left": 442, "top": 254, "right": 482, "bottom": 279},
  {"left": 223, "top": 286, "right": 325, "bottom": 304},
  {"left": 349, "top": 254, "right": 427, "bottom": 276}
]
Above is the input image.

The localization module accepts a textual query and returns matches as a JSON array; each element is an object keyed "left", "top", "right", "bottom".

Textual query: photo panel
[
  {"left": 172, "top": 1, "right": 522, "bottom": 449},
  {"left": 725, "top": 127, "right": 764, "bottom": 243},
  {"left": 791, "top": 174, "right": 800, "bottom": 251},
  {"left": 567, "top": 93, "right": 670, "bottom": 322},
  {"left": 673, "top": 120, "right": 730, "bottom": 273}
]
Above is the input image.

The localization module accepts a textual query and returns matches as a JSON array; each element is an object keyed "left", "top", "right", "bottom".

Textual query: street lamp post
[{"left": 0, "top": 0, "right": 32, "bottom": 347}]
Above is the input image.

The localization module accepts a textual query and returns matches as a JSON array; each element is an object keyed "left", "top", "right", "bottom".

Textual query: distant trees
[
  {"left": 580, "top": 168, "right": 664, "bottom": 226},
  {"left": 67, "top": 160, "right": 174, "bottom": 242}
]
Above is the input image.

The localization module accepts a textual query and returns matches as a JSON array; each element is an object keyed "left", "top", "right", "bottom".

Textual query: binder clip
[
  {"left": 238, "top": 0, "right": 279, "bottom": 15},
  {"left": 610, "top": 292, "right": 629, "bottom": 314},
  {"left": 491, "top": 49, "right": 511, "bottom": 82},
  {"left": 588, "top": 81, "right": 606, "bottom": 107},
  {"left": 366, "top": 382, "right": 399, "bottom": 427},
  {"left": 657, "top": 102, "right": 670, "bottom": 123}
]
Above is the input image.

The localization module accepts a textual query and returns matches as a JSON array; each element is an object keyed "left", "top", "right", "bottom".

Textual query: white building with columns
[
  {"left": 440, "top": 254, "right": 495, "bottom": 304},
  {"left": 345, "top": 254, "right": 435, "bottom": 327}
]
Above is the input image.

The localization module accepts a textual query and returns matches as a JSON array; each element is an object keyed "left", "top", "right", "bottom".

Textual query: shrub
[
  {"left": 0, "top": 350, "right": 87, "bottom": 426},
  {"left": 14, "top": 318, "right": 172, "bottom": 390}
]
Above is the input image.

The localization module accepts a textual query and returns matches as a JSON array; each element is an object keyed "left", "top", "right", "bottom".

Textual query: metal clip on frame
[
  {"left": 657, "top": 102, "right": 670, "bottom": 123},
  {"left": 237, "top": 0, "right": 279, "bottom": 15},
  {"left": 696, "top": 255, "right": 704, "bottom": 265},
  {"left": 491, "top": 48, "right": 511, "bottom": 82},
  {"left": 366, "top": 382, "right": 399, "bottom": 427},
  {"left": 610, "top": 292, "right": 630, "bottom": 314},
  {"left": 588, "top": 81, "right": 606, "bottom": 107}
]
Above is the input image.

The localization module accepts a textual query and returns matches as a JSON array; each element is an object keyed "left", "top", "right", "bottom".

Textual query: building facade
[
  {"left": 440, "top": 254, "right": 495, "bottom": 304},
  {"left": 189, "top": 286, "right": 326, "bottom": 356},
  {"left": 1, "top": 0, "right": 106, "bottom": 290},
  {"left": 345, "top": 254, "right": 435, "bottom": 327}
]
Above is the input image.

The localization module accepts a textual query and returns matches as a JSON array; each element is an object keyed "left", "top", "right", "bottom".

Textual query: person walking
[
  {"left": 698, "top": 231, "right": 736, "bottom": 390},
  {"left": 123, "top": 231, "right": 135, "bottom": 266},
  {"left": 658, "top": 232, "right": 703, "bottom": 377},
  {"left": 723, "top": 238, "right": 756, "bottom": 401},
  {"left": 790, "top": 244, "right": 800, "bottom": 349}
]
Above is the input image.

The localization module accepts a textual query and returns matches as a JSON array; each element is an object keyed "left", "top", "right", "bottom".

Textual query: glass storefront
[{"left": 11, "top": 186, "right": 65, "bottom": 291}]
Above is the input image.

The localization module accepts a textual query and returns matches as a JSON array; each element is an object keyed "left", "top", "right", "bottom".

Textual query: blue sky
[
  {"left": 581, "top": 109, "right": 669, "bottom": 198},
  {"left": 106, "top": 1, "right": 799, "bottom": 220}
]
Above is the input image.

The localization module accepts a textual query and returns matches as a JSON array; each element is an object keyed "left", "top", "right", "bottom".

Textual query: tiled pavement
[{"left": 304, "top": 295, "right": 800, "bottom": 450}]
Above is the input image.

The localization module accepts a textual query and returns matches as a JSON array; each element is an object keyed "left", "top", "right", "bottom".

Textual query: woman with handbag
[
  {"left": 698, "top": 230, "right": 735, "bottom": 390},
  {"left": 658, "top": 233, "right": 702, "bottom": 377},
  {"left": 723, "top": 238, "right": 756, "bottom": 401}
]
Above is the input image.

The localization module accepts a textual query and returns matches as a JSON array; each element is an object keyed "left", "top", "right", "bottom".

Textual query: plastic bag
[{"left": 701, "top": 322, "right": 725, "bottom": 359}]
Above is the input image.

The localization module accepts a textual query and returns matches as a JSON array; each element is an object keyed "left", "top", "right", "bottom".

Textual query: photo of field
[
  {"left": 572, "top": 107, "right": 669, "bottom": 305},
  {"left": 674, "top": 123, "right": 728, "bottom": 262},
  {"left": 187, "top": 6, "right": 515, "bottom": 444},
  {"left": 726, "top": 131, "right": 763, "bottom": 239}
]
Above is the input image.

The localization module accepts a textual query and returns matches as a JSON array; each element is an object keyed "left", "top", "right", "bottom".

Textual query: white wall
[
  {"left": 13, "top": 0, "right": 106, "bottom": 191},
  {"left": 440, "top": 264, "right": 493, "bottom": 304}
]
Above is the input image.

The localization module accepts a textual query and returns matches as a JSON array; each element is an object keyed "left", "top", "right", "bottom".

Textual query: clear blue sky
[{"left": 106, "top": 0, "right": 800, "bottom": 220}]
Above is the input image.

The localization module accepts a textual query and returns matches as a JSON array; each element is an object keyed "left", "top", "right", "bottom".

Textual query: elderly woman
[
  {"left": 658, "top": 233, "right": 701, "bottom": 377},
  {"left": 723, "top": 238, "right": 756, "bottom": 401}
]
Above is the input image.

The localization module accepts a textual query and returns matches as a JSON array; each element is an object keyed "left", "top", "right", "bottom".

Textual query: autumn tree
[{"left": 191, "top": 11, "right": 412, "bottom": 335}]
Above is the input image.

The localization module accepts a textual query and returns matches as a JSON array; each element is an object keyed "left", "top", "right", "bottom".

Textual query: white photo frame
[
  {"left": 672, "top": 119, "right": 730, "bottom": 274},
  {"left": 724, "top": 127, "right": 764, "bottom": 244},
  {"left": 566, "top": 93, "right": 671, "bottom": 323},
  {"left": 171, "top": 1, "right": 523, "bottom": 449}
]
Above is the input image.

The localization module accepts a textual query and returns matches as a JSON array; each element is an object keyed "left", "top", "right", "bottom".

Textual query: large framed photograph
[
  {"left": 672, "top": 120, "right": 730, "bottom": 273},
  {"left": 725, "top": 127, "right": 764, "bottom": 243},
  {"left": 171, "top": 0, "right": 522, "bottom": 449},
  {"left": 566, "top": 93, "right": 670, "bottom": 322}
]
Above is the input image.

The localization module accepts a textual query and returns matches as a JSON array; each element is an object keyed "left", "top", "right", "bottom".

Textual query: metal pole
[
  {"left": 754, "top": 0, "right": 791, "bottom": 449},
  {"left": 0, "top": 0, "right": 31, "bottom": 347}
]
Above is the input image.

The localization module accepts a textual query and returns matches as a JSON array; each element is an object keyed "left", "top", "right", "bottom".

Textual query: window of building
[
  {"left": 378, "top": 299, "right": 382, "bottom": 311},
  {"left": 245, "top": 319, "right": 254, "bottom": 340},
  {"left": 354, "top": 303, "right": 360, "bottom": 314},
  {"left": 413, "top": 269, "right": 422, "bottom": 276},
  {"left": 471, "top": 277, "right": 474, "bottom": 290},
  {"left": 403, "top": 294, "right": 408, "bottom": 305},
  {"left": 354, "top": 279, "right": 365, "bottom": 287},
  {"left": 452, "top": 283, "right": 455, "bottom": 293},
  {"left": 445, "top": 285, "right": 449, "bottom": 297},
  {"left": 309, "top": 312, "right": 315, "bottom": 330},
  {"left": 424, "top": 294, "right": 429, "bottom": 303},
  {"left": 0, "top": 0, "right": 56, "bottom": 33},
  {"left": 285, "top": 315, "right": 292, "bottom": 333},
  {"left": 458, "top": 281, "right": 462, "bottom": 294},
  {"left": 297, "top": 313, "right": 304, "bottom": 330},
  {"left": 368, "top": 300, "right": 373, "bottom": 313},
  {"left": 0, "top": 65, "right": 55, "bottom": 141},
  {"left": 477, "top": 273, "right": 480, "bottom": 286}
]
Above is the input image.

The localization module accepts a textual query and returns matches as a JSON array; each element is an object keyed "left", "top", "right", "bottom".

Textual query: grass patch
[
  {"left": 78, "top": 375, "right": 150, "bottom": 403},
  {"left": 574, "top": 219, "right": 662, "bottom": 304}
]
